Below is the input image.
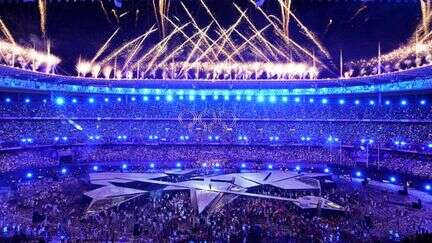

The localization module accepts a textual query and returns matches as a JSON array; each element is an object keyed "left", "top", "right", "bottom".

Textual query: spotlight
[
  {"left": 389, "top": 176, "right": 396, "bottom": 183},
  {"left": 213, "top": 95, "right": 219, "bottom": 100},
  {"left": 26, "top": 172, "right": 33, "bottom": 178},
  {"left": 294, "top": 97, "right": 300, "bottom": 103},
  {"left": 142, "top": 96, "right": 149, "bottom": 101},
  {"left": 385, "top": 100, "right": 391, "bottom": 105},
  {"left": 93, "top": 165, "right": 99, "bottom": 171},
  {"left": 355, "top": 171, "right": 362, "bottom": 177},
  {"left": 257, "top": 96, "right": 265, "bottom": 103},
  {"left": 269, "top": 96, "right": 276, "bottom": 103},
  {"left": 420, "top": 100, "right": 426, "bottom": 105},
  {"left": 188, "top": 95, "right": 195, "bottom": 101},
  {"left": 241, "top": 163, "right": 246, "bottom": 169},
  {"left": 369, "top": 100, "right": 375, "bottom": 105},
  {"left": 355, "top": 100, "right": 360, "bottom": 105},
  {"left": 295, "top": 165, "right": 301, "bottom": 171},
  {"left": 425, "top": 185, "right": 431, "bottom": 191},
  {"left": 321, "top": 98, "right": 328, "bottom": 104},
  {"left": 236, "top": 95, "right": 241, "bottom": 101},
  {"left": 155, "top": 96, "right": 161, "bottom": 101},
  {"left": 61, "top": 168, "right": 67, "bottom": 174},
  {"left": 267, "top": 164, "right": 273, "bottom": 170},
  {"left": 166, "top": 95, "right": 174, "bottom": 102},
  {"left": 324, "top": 168, "right": 330, "bottom": 173},
  {"left": 72, "top": 98, "right": 77, "bottom": 104},
  {"left": 25, "top": 98, "right": 30, "bottom": 103},
  {"left": 88, "top": 98, "right": 95, "bottom": 103},
  {"left": 5, "top": 98, "right": 11, "bottom": 103},
  {"left": 131, "top": 97, "right": 136, "bottom": 101},
  {"left": 401, "top": 100, "right": 407, "bottom": 106},
  {"left": 309, "top": 98, "right": 314, "bottom": 103},
  {"left": 55, "top": 97, "right": 65, "bottom": 106},
  {"left": 150, "top": 163, "right": 155, "bottom": 168},
  {"left": 282, "top": 97, "right": 288, "bottom": 103},
  {"left": 117, "top": 97, "right": 122, "bottom": 102},
  {"left": 201, "top": 95, "right": 206, "bottom": 101},
  {"left": 122, "top": 164, "right": 128, "bottom": 169},
  {"left": 202, "top": 162, "right": 207, "bottom": 168},
  {"left": 338, "top": 99, "right": 345, "bottom": 105},
  {"left": 246, "top": 96, "right": 252, "bottom": 101},
  {"left": 176, "top": 162, "right": 182, "bottom": 168}
]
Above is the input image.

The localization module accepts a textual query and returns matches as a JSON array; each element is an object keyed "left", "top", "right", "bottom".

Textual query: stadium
[{"left": 0, "top": 0, "right": 432, "bottom": 242}]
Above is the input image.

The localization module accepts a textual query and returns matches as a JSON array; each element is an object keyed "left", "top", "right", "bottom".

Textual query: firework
[
  {"left": 91, "top": 28, "right": 120, "bottom": 64},
  {"left": 38, "top": 0, "right": 47, "bottom": 37},
  {"left": 0, "top": 18, "right": 15, "bottom": 44}
]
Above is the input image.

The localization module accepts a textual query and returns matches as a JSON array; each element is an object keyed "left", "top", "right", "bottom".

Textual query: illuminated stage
[{"left": 84, "top": 170, "right": 343, "bottom": 214}]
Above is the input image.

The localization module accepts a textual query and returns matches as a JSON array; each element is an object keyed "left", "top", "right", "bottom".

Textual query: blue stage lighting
[
  {"left": 213, "top": 95, "right": 219, "bottom": 100},
  {"left": 122, "top": 164, "right": 128, "bottom": 169},
  {"left": 5, "top": 98, "right": 11, "bottom": 103},
  {"left": 420, "top": 100, "right": 426, "bottom": 105},
  {"left": 223, "top": 94, "right": 230, "bottom": 100},
  {"left": 215, "top": 135, "right": 220, "bottom": 140},
  {"left": 400, "top": 141, "right": 406, "bottom": 146},
  {"left": 104, "top": 97, "right": 109, "bottom": 103},
  {"left": 26, "top": 172, "right": 33, "bottom": 178},
  {"left": 62, "top": 137, "right": 68, "bottom": 141},
  {"left": 55, "top": 97, "right": 65, "bottom": 105},
  {"left": 236, "top": 95, "right": 241, "bottom": 101},
  {"left": 43, "top": 99, "right": 47, "bottom": 103},
  {"left": 238, "top": 136, "right": 243, "bottom": 141},
  {"left": 361, "top": 138, "right": 366, "bottom": 144},
  {"left": 72, "top": 98, "right": 77, "bottom": 104},
  {"left": 202, "top": 162, "right": 207, "bottom": 167},
  {"left": 324, "top": 168, "right": 330, "bottom": 173},
  {"left": 143, "top": 96, "right": 149, "bottom": 101},
  {"left": 394, "top": 141, "right": 400, "bottom": 145},
  {"left": 208, "top": 135, "right": 213, "bottom": 140},
  {"left": 401, "top": 100, "right": 407, "bottom": 106},
  {"left": 334, "top": 137, "right": 339, "bottom": 142},
  {"left": 385, "top": 100, "right": 391, "bottom": 105},
  {"left": 294, "top": 97, "right": 300, "bottom": 103},
  {"left": 155, "top": 96, "right": 161, "bottom": 101},
  {"left": 201, "top": 95, "right": 206, "bottom": 101},
  {"left": 369, "top": 100, "right": 375, "bottom": 105},
  {"left": 25, "top": 98, "right": 30, "bottom": 103},
  {"left": 321, "top": 98, "right": 328, "bottom": 104},
  {"left": 306, "top": 137, "right": 311, "bottom": 141},
  {"left": 338, "top": 99, "right": 345, "bottom": 105},
  {"left": 369, "top": 139, "right": 374, "bottom": 144},
  {"left": 215, "top": 163, "right": 220, "bottom": 168},
  {"left": 54, "top": 137, "right": 60, "bottom": 141},
  {"left": 61, "top": 168, "right": 67, "bottom": 174},
  {"left": 166, "top": 95, "right": 174, "bottom": 102},
  {"left": 243, "top": 136, "right": 248, "bottom": 141},
  {"left": 184, "top": 135, "right": 189, "bottom": 140},
  {"left": 295, "top": 165, "right": 301, "bottom": 171},
  {"left": 150, "top": 163, "right": 155, "bottom": 168},
  {"left": 301, "top": 136, "right": 306, "bottom": 141},
  {"left": 267, "top": 164, "right": 273, "bottom": 170},
  {"left": 355, "top": 171, "right": 362, "bottom": 177},
  {"left": 178, "top": 95, "right": 184, "bottom": 100},
  {"left": 131, "top": 97, "right": 136, "bottom": 101},
  {"left": 389, "top": 176, "right": 396, "bottom": 183},
  {"left": 88, "top": 98, "right": 95, "bottom": 104},
  {"left": 355, "top": 100, "right": 360, "bottom": 105},
  {"left": 246, "top": 95, "right": 252, "bottom": 101},
  {"left": 93, "top": 165, "right": 99, "bottom": 171},
  {"left": 425, "top": 184, "right": 431, "bottom": 191},
  {"left": 241, "top": 163, "right": 246, "bottom": 169},
  {"left": 428, "top": 144, "right": 432, "bottom": 148},
  {"left": 176, "top": 162, "right": 182, "bottom": 168},
  {"left": 282, "top": 97, "right": 288, "bottom": 103},
  {"left": 117, "top": 97, "right": 122, "bottom": 102},
  {"left": 257, "top": 96, "right": 265, "bottom": 103},
  {"left": 180, "top": 136, "right": 184, "bottom": 141},
  {"left": 269, "top": 96, "right": 276, "bottom": 103},
  {"left": 309, "top": 98, "right": 314, "bottom": 103},
  {"left": 188, "top": 95, "right": 195, "bottom": 101}
]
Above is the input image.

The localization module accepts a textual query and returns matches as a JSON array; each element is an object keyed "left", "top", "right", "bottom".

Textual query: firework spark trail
[
  {"left": 155, "top": 30, "right": 204, "bottom": 70},
  {"left": 231, "top": 28, "right": 271, "bottom": 62},
  {"left": 179, "top": 2, "right": 222, "bottom": 60},
  {"left": 226, "top": 24, "right": 271, "bottom": 60},
  {"left": 278, "top": 0, "right": 331, "bottom": 58},
  {"left": 100, "top": 26, "right": 156, "bottom": 65},
  {"left": 280, "top": 0, "right": 291, "bottom": 37},
  {"left": 198, "top": 0, "right": 240, "bottom": 60},
  {"left": 111, "top": 10, "right": 120, "bottom": 24},
  {"left": 122, "top": 34, "right": 150, "bottom": 71},
  {"left": 135, "top": 9, "right": 140, "bottom": 27},
  {"left": 249, "top": 0, "right": 326, "bottom": 68},
  {"left": 38, "top": 0, "right": 47, "bottom": 38},
  {"left": 119, "top": 11, "right": 129, "bottom": 18},
  {"left": 233, "top": 4, "right": 287, "bottom": 61},
  {"left": 179, "top": 24, "right": 214, "bottom": 74},
  {"left": 349, "top": 5, "right": 367, "bottom": 23},
  {"left": 0, "top": 18, "right": 15, "bottom": 44},
  {"left": 163, "top": 15, "right": 216, "bottom": 61},
  {"left": 212, "top": 16, "right": 245, "bottom": 61},
  {"left": 132, "top": 23, "right": 190, "bottom": 73},
  {"left": 91, "top": 28, "right": 120, "bottom": 64},
  {"left": 99, "top": 0, "right": 112, "bottom": 24}
]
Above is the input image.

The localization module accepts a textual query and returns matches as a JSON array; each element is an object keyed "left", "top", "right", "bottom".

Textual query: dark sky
[{"left": 0, "top": 0, "right": 421, "bottom": 75}]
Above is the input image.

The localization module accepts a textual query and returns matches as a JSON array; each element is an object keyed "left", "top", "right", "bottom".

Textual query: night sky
[{"left": 0, "top": 0, "right": 422, "bottom": 75}]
